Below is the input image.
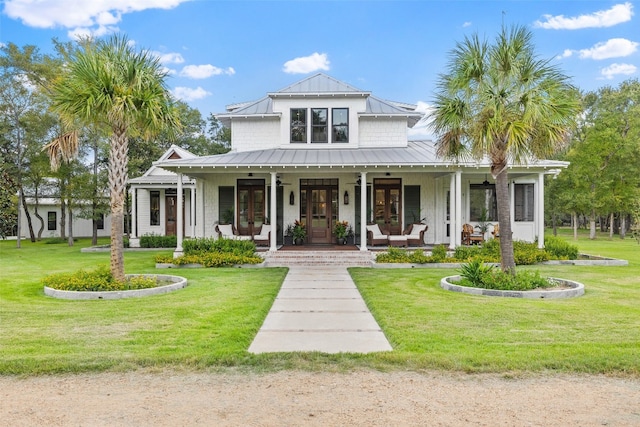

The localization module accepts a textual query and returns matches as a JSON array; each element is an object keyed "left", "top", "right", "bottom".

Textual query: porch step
[{"left": 264, "top": 250, "right": 373, "bottom": 267}]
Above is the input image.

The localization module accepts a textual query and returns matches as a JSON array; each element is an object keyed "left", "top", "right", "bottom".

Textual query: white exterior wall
[
  {"left": 19, "top": 201, "right": 112, "bottom": 238},
  {"left": 272, "top": 97, "right": 366, "bottom": 148},
  {"left": 231, "top": 117, "right": 281, "bottom": 152},
  {"left": 359, "top": 117, "right": 409, "bottom": 148},
  {"left": 135, "top": 188, "right": 194, "bottom": 237}
]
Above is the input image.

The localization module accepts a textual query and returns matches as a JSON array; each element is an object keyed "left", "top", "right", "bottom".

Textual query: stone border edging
[
  {"left": 44, "top": 274, "right": 188, "bottom": 300},
  {"left": 440, "top": 275, "right": 585, "bottom": 299},
  {"left": 156, "top": 262, "right": 266, "bottom": 269}
]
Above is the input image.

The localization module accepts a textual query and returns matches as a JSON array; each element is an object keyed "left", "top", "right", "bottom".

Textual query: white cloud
[
  {"left": 579, "top": 38, "right": 638, "bottom": 60},
  {"left": 68, "top": 25, "right": 119, "bottom": 40},
  {"left": 152, "top": 51, "right": 185, "bottom": 65},
  {"left": 534, "top": 2, "right": 633, "bottom": 29},
  {"left": 462, "top": 22, "right": 472, "bottom": 28},
  {"left": 601, "top": 63, "right": 637, "bottom": 79},
  {"left": 3, "top": 0, "right": 189, "bottom": 34},
  {"left": 557, "top": 49, "right": 574, "bottom": 59},
  {"left": 408, "top": 101, "right": 435, "bottom": 141},
  {"left": 179, "top": 65, "right": 235, "bottom": 79},
  {"left": 171, "top": 86, "right": 211, "bottom": 102},
  {"left": 283, "top": 52, "right": 330, "bottom": 74}
]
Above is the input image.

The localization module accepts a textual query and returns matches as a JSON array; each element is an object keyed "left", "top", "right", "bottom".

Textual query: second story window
[
  {"left": 311, "top": 108, "right": 328, "bottom": 143},
  {"left": 291, "top": 108, "right": 307, "bottom": 143},
  {"left": 332, "top": 108, "right": 349, "bottom": 143},
  {"left": 290, "top": 108, "right": 349, "bottom": 144}
]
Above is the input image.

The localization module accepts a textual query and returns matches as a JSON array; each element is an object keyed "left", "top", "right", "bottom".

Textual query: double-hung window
[
  {"left": 290, "top": 108, "right": 349, "bottom": 144},
  {"left": 514, "top": 183, "right": 534, "bottom": 221},
  {"left": 469, "top": 184, "right": 498, "bottom": 221},
  {"left": 150, "top": 191, "right": 160, "bottom": 226},
  {"left": 290, "top": 108, "right": 307, "bottom": 143}
]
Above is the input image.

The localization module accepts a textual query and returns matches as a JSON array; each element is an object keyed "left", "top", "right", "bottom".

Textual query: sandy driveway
[{"left": 1, "top": 370, "right": 639, "bottom": 426}]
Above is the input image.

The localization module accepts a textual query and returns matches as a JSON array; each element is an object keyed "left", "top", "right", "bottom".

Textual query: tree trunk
[
  {"left": 589, "top": 210, "right": 596, "bottom": 240},
  {"left": 67, "top": 205, "right": 74, "bottom": 247},
  {"left": 20, "top": 191, "right": 36, "bottom": 242},
  {"left": 609, "top": 212, "right": 614, "bottom": 240},
  {"left": 494, "top": 166, "right": 515, "bottom": 274},
  {"left": 620, "top": 214, "right": 627, "bottom": 239},
  {"left": 109, "top": 128, "right": 129, "bottom": 283},
  {"left": 34, "top": 193, "right": 44, "bottom": 240},
  {"left": 60, "top": 198, "right": 66, "bottom": 240},
  {"left": 572, "top": 212, "right": 578, "bottom": 240}
]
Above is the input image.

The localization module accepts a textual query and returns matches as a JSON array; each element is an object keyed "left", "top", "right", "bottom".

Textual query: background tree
[
  {"left": 46, "top": 35, "right": 180, "bottom": 282},
  {"left": 430, "top": 25, "right": 580, "bottom": 273}
]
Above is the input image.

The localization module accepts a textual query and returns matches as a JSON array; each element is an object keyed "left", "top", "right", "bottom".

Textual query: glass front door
[
  {"left": 237, "top": 179, "right": 265, "bottom": 236},
  {"left": 300, "top": 179, "right": 338, "bottom": 244},
  {"left": 374, "top": 178, "right": 402, "bottom": 235}
]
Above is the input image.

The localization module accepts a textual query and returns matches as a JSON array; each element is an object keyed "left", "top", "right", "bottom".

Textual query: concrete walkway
[{"left": 248, "top": 267, "right": 392, "bottom": 354}]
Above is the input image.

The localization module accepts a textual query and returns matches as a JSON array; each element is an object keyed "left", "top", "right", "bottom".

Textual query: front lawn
[{"left": 0, "top": 228, "right": 638, "bottom": 376}]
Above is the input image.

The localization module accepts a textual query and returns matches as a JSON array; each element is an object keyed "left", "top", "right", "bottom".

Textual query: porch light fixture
[
  {"left": 289, "top": 191, "right": 295, "bottom": 205},
  {"left": 343, "top": 191, "right": 349, "bottom": 205}
]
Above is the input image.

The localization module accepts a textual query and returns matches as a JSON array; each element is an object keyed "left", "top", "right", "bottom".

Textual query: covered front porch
[{"left": 154, "top": 141, "right": 565, "bottom": 256}]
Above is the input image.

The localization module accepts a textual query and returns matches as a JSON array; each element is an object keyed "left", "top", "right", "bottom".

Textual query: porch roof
[{"left": 154, "top": 140, "right": 569, "bottom": 175}]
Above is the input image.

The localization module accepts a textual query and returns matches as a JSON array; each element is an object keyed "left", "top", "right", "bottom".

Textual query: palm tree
[
  {"left": 46, "top": 35, "right": 180, "bottom": 281},
  {"left": 430, "top": 25, "right": 580, "bottom": 274}
]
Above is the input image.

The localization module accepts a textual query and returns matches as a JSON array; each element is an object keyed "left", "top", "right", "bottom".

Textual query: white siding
[
  {"left": 231, "top": 117, "right": 280, "bottom": 152},
  {"left": 359, "top": 117, "right": 408, "bottom": 147}
]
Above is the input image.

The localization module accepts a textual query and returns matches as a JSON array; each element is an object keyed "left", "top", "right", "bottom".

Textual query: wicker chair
[
  {"left": 366, "top": 224, "right": 388, "bottom": 246},
  {"left": 405, "top": 223, "right": 428, "bottom": 246},
  {"left": 462, "top": 223, "right": 484, "bottom": 245},
  {"left": 253, "top": 224, "right": 271, "bottom": 246},
  {"left": 216, "top": 224, "right": 252, "bottom": 241},
  {"left": 491, "top": 223, "right": 500, "bottom": 239}
]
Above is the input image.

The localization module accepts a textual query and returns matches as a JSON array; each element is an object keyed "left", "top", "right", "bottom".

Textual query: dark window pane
[
  {"left": 469, "top": 184, "right": 497, "bottom": 221},
  {"left": 332, "top": 108, "right": 349, "bottom": 143},
  {"left": 290, "top": 108, "right": 307, "bottom": 143},
  {"left": 47, "top": 211, "right": 57, "bottom": 231},
  {"left": 150, "top": 191, "right": 160, "bottom": 226},
  {"left": 515, "top": 183, "right": 534, "bottom": 221}
]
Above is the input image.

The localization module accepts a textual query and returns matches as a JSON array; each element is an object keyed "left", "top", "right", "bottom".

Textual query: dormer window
[
  {"left": 290, "top": 107, "right": 349, "bottom": 144},
  {"left": 291, "top": 108, "right": 307, "bottom": 143}
]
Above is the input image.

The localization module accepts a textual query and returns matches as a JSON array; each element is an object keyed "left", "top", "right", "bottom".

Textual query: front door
[
  {"left": 301, "top": 179, "right": 338, "bottom": 244},
  {"left": 165, "top": 195, "right": 177, "bottom": 236},
  {"left": 374, "top": 178, "right": 402, "bottom": 235},
  {"left": 237, "top": 179, "right": 265, "bottom": 236}
]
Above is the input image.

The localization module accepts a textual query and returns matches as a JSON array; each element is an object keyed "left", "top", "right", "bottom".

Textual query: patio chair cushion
[{"left": 253, "top": 224, "right": 271, "bottom": 245}]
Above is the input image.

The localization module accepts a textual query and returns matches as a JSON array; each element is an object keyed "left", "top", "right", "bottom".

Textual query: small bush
[
  {"left": 513, "top": 240, "right": 549, "bottom": 265},
  {"left": 42, "top": 265, "right": 158, "bottom": 291},
  {"left": 544, "top": 235, "right": 579, "bottom": 260},
  {"left": 375, "top": 247, "right": 410, "bottom": 263},
  {"left": 174, "top": 252, "right": 262, "bottom": 267},
  {"left": 457, "top": 260, "right": 552, "bottom": 291},
  {"left": 431, "top": 245, "right": 448, "bottom": 262},
  {"left": 140, "top": 233, "right": 177, "bottom": 248},
  {"left": 182, "top": 237, "right": 256, "bottom": 256}
]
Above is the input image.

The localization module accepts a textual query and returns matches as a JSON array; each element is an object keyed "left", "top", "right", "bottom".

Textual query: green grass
[{"left": 0, "top": 228, "right": 638, "bottom": 376}]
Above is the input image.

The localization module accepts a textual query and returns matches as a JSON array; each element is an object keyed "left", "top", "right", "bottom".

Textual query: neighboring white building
[
  {"left": 134, "top": 73, "right": 566, "bottom": 253},
  {"left": 19, "top": 196, "right": 111, "bottom": 239}
]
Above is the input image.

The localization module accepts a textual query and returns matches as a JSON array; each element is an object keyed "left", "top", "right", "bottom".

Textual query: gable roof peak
[{"left": 270, "top": 73, "right": 369, "bottom": 97}]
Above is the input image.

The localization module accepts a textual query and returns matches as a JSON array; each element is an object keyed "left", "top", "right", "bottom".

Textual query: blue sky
[{"left": 1, "top": 0, "right": 638, "bottom": 137}]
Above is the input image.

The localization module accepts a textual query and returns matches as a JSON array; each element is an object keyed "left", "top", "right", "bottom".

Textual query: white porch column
[
  {"left": 270, "top": 172, "right": 277, "bottom": 251},
  {"left": 190, "top": 187, "right": 196, "bottom": 238},
  {"left": 360, "top": 171, "right": 368, "bottom": 251},
  {"left": 449, "top": 173, "right": 456, "bottom": 250},
  {"left": 455, "top": 170, "right": 462, "bottom": 246},
  {"left": 537, "top": 172, "right": 545, "bottom": 248},
  {"left": 130, "top": 187, "right": 137, "bottom": 238},
  {"left": 174, "top": 173, "right": 184, "bottom": 257}
]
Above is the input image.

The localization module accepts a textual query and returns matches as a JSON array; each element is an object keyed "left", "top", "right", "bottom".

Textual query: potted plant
[
  {"left": 334, "top": 220, "right": 349, "bottom": 245},
  {"left": 284, "top": 223, "right": 294, "bottom": 246},
  {"left": 292, "top": 220, "right": 306, "bottom": 245},
  {"left": 475, "top": 208, "right": 492, "bottom": 239}
]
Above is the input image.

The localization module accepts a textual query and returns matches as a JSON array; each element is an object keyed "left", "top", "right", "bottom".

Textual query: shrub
[
  {"left": 513, "top": 241, "right": 549, "bottom": 265},
  {"left": 42, "top": 265, "right": 158, "bottom": 291},
  {"left": 408, "top": 249, "right": 430, "bottom": 264},
  {"left": 544, "top": 235, "right": 579, "bottom": 260},
  {"left": 182, "top": 237, "right": 256, "bottom": 257},
  {"left": 174, "top": 252, "right": 262, "bottom": 267},
  {"left": 431, "top": 245, "right": 448, "bottom": 262},
  {"left": 140, "top": 233, "right": 177, "bottom": 248},
  {"left": 457, "top": 260, "right": 552, "bottom": 291},
  {"left": 375, "top": 247, "right": 410, "bottom": 263}
]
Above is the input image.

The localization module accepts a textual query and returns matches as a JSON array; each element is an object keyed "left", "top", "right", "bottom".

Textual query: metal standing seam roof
[{"left": 154, "top": 140, "right": 570, "bottom": 171}]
